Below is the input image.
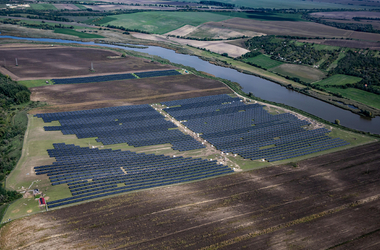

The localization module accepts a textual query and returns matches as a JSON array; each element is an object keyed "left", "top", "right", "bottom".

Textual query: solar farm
[
  {"left": 52, "top": 69, "right": 181, "bottom": 84},
  {"left": 162, "top": 94, "right": 349, "bottom": 161},
  {"left": 36, "top": 143, "right": 232, "bottom": 208},
  {"left": 30, "top": 94, "right": 351, "bottom": 209},
  {"left": 35, "top": 104, "right": 205, "bottom": 151}
]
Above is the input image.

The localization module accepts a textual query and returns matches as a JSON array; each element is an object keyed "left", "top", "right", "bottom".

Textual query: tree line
[{"left": 0, "top": 74, "right": 31, "bottom": 205}]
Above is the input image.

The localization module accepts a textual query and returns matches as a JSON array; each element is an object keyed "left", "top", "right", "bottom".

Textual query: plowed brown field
[
  {"left": 29, "top": 74, "right": 231, "bottom": 113},
  {"left": 0, "top": 44, "right": 173, "bottom": 80},
  {"left": 1, "top": 142, "right": 379, "bottom": 249}
]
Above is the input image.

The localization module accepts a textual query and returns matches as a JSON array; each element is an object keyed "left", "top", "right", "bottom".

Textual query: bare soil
[
  {"left": 1, "top": 142, "right": 380, "bottom": 249},
  {"left": 0, "top": 44, "right": 174, "bottom": 80},
  {"left": 29, "top": 74, "right": 231, "bottom": 113}
]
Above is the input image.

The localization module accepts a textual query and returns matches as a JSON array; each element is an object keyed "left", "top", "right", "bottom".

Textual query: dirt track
[{"left": 1, "top": 142, "right": 379, "bottom": 249}]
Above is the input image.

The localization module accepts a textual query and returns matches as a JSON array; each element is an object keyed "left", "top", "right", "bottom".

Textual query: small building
[
  {"left": 33, "top": 189, "right": 40, "bottom": 196},
  {"left": 38, "top": 197, "right": 46, "bottom": 206}
]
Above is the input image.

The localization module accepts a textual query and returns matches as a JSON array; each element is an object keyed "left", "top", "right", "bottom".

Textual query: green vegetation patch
[
  {"left": 270, "top": 64, "right": 326, "bottom": 83},
  {"left": 86, "top": 16, "right": 117, "bottom": 25},
  {"left": 243, "top": 54, "right": 283, "bottom": 69},
  {"left": 30, "top": 3, "right": 57, "bottom": 10},
  {"left": 54, "top": 28, "right": 104, "bottom": 38},
  {"left": 314, "top": 74, "right": 362, "bottom": 87},
  {"left": 102, "top": 11, "right": 232, "bottom": 34},
  {"left": 74, "top": 4, "right": 87, "bottom": 10},
  {"left": 324, "top": 87, "right": 380, "bottom": 110},
  {"left": 18, "top": 79, "right": 52, "bottom": 88}
]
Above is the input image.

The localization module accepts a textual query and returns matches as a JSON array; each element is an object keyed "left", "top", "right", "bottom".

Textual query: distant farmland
[{"left": 91, "top": 11, "right": 232, "bottom": 34}]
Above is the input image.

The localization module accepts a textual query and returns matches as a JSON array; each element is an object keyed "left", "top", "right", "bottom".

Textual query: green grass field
[
  {"left": 243, "top": 54, "right": 284, "bottom": 69},
  {"left": 314, "top": 74, "right": 362, "bottom": 86},
  {"left": 29, "top": 3, "right": 57, "bottom": 10},
  {"left": 74, "top": 3, "right": 87, "bottom": 10},
  {"left": 99, "top": 12, "right": 232, "bottom": 34},
  {"left": 270, "top": 64, "right": 327, "bottom": 83},
  {"left": 86, "top": 16, "right": 117, "bottom": 25},
  {"left": 54, "top": 28, "right": 104, "bottom": 38},
  {"left": 18, "top": 79, "right": 52, "bottom": 88},
  {"left": 324, "top": 87, "right": 380, "bottom": 110},
  {"left": 327, "top": 52, "right": 347, "bottom": 71}
]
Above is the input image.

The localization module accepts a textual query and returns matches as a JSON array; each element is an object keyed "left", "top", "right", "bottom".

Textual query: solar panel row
[
  {"left": 52, "top": 70, "right": 181, "bottom": 85},
  {"left": 35, "top": 104, "right": 205, "bottom": 151},
  {"left": 34, "top": 143, "right": 232, "bottom": 208}
]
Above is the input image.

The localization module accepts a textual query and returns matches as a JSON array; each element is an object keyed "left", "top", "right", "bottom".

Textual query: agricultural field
[
  {"left": 324, "top": 87, "right": 380, "bottom": 110},
  {"left": 314, "top": 74, "right": 362, "bottom": 86},
  {"left": 92, "top": 11, "right": 232, "bottom": 34},
  {"left": 1, "top": 141, "right": 380, "bottom": 249},
  {"left": 310, "top": 11, "right": 380, "bottom": 20},
  {"left": 53, "top": 4, "right": 81, "bottom": 10},
  {"left": 0, "top": 44, "right": 173, "bottom": 80},
  {"left": 29, "top": 74, "right": 230, "bottom": 112},
  {"left": 29, "top": 3, "right": 57, "bottom": 10},
  {"left": 243, "top": 54, "right": 283, "bottom": 69},
  {"left": 216, "top": 11, "right": 306, "bottom": 22},
  {"left": 298, "top": 39, "right": 380, "bottom": 50},
  {"left": 270, "top": 64, "right": 327, "bottom": 83},
  {"left": 208, "top": 18, "right": 380, "bottom": 41},
  {"left": 180, "top": 0, "right": 366, "bottom": 8},
  {"left": 53, "top": 29, "right": 104, "bottom": 39}
]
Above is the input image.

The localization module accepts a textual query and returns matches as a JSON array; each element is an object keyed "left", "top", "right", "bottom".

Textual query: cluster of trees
[
  {"left": 244, "top": 35, "right": 337, "bottom": 66},
  {"left": 105, "top": 24, "right": 151, "bottom": 34},
  {"left": 331, "top": 51, "right": 380, "bottom": 95},
  {"left": 319, "top": 50, "right": 340, "bottom": 70},
  {"left": 199, "top": 1, "right": 235, "bottom": 7},
  {"left": 0, "top": 74, "right": 31, "bottom": 205},
  {"left": 0, "top": 19, "right": 74, "bottom": 30}
]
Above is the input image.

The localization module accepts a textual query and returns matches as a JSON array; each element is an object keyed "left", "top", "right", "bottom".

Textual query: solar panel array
[
  {"left": 52, "top": 70, "right": 181, "bottom": 84},
  {"left": 35, "top": 105, "right": 205, "bottom": 151},
  {"left": 134, "top": 69, "right": 181, "bottom": 78},
  {"left": 162, "top": 94, "right": 349, "bottom": 162},
  {"left": 52, "top": 73, "right": 135, "bottom": 84},
  {"left": 35, "top": 143, "right": 232, "bottom": 208}
]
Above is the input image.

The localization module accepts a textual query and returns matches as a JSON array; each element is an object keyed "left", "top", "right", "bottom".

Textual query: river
[{"left": 1, "top": 35, "right": 380, "bottom": 134}]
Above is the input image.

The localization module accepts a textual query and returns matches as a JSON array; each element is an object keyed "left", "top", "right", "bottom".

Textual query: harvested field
[
  {"left": 298, "top": 39, "right": 380, "bottom": 50},
  {"left": 132, "top": 33, "right": 250, "bottom": 57},
  {"left": 165, "top": 24, "right": 198, "bottom": 37},
  {"left": 1, "top": 142, "right": 380, "bottom": 249},
  {"left": 53, "top": 4, "right": 80, "bottom": 10},
  {"left": 186, "top": 23, "right": 265, "bottom": 39},
  {"left": 210, "top": 18, "right": 380, "bottom": 41},
  {"left": 310, "top": 11, "right": 380, "bottom": 19},
  {"left": 0, "top": 44, "right": 173, "bottom": 80},
  {"left": 29, "top": 74, "right": 231, "bottom": 112}
]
